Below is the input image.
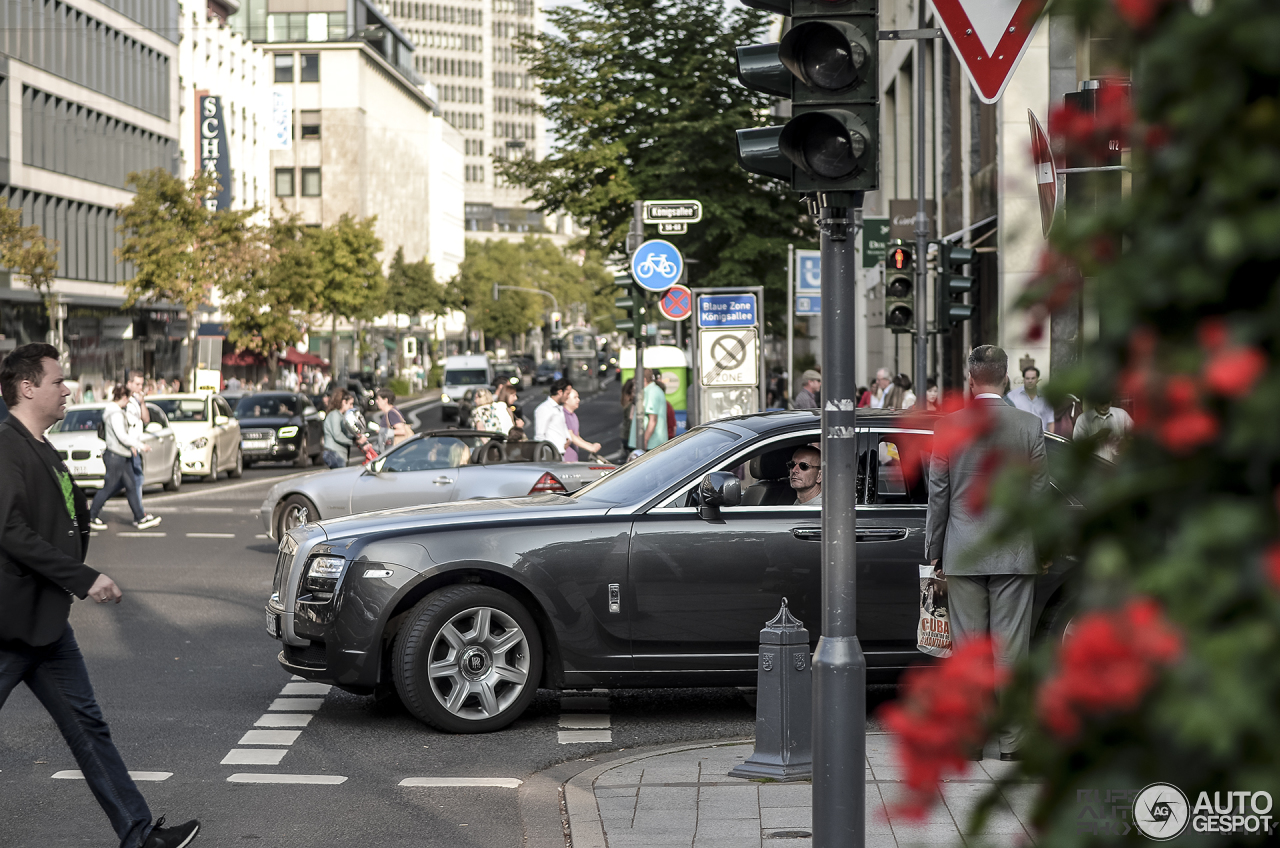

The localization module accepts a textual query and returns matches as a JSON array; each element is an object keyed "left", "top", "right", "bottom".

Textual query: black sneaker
[{"left": 143, "top": 816, "right": 199, "bottom": 848}]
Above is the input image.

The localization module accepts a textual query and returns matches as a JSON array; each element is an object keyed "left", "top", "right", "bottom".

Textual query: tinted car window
[
  {"left": 573, "top": 426, "right": 742, "bottom": 506},
  {"left": 235, "top": 395, "right": 299, "bottom": 418},
  {"left": 444, "top": 369, "right": 489, "bottom": 386},
  {"left": 873, "top": 433, "right": 930, "bottom": 505},
  {"left": 153, "top": 398, "right": 208, "bottom": 421},
  {"left": 51, "top": 408, "right": 104, "bottom": 432},
  {"left": 383, "top": 436, "right": 470, "bottom": 472}
]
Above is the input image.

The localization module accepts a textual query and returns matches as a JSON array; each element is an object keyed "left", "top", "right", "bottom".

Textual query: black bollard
[{"left": 728, "top": 598, "right": 813, "bottom": 781}]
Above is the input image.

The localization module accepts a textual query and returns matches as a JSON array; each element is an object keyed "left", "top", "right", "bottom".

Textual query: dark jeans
[
  {"left": 321, "top": 448, "right": 346, "bottom": 469},
  {"left": 0, "top": 625, "right": 154, "bottom": 847},
  {"left": 90, "top": 452, "right": 145, "bottom": 522},
  {"left": 131, "top": 452, "right": 144, "bottom": 493}
]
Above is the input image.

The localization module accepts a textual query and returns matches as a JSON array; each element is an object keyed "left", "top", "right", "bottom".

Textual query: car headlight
[
  {"left": 440, "top": 393, "right": 451, "bottom": 403},
  {"left": 278, "top": 426, "right": 299, "bottom": 438},
  {"left": 188, "top": 437, "right": 209, "bottom": 449},
  {"left": 302, "top": 555, "right": 347, "bottom": 598}
]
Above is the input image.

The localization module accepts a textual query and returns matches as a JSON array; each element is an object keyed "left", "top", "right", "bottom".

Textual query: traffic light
[
  {"left": 884, "top": 241, "right": 914, "bottom": 332},
  {"left": 936, "top": 242, "right": 975, "bottom": 327},
  {"left": 735, "top": 0, "right": 878, "bottom": 193},
  {"left": 614, "top": 274, "right": 646, "bottom": 340}
]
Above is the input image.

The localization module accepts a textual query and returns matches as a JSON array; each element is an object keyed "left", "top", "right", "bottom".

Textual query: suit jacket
[
  {"left": 0, "top": 416, "right": 99, "bottom": 646},
  {"left": 925, "top": 397, "right": 1048, "bottom": 576}
]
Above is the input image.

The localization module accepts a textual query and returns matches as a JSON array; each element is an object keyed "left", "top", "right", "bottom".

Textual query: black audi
[
  {"left": 266, "top": 409, "right": 1080, "bottom": 733},
  {"left": 236, "top": 392, "right": 325, "bottom": 467}
]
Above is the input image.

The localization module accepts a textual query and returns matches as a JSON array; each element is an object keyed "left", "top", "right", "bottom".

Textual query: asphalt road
[{"left": 0, "top": 377, "right": 895, "bottom": 847}]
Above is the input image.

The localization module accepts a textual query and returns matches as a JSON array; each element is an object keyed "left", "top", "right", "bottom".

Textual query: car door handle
[
  {"left": 791, "top": 528, "right": 822, "bottom": 542},
  {"left": 433, "top": 476, "right": 452, "bottom": 485},
  {"left": 857, "top": 528, "right": 908, "bottom": 541}
]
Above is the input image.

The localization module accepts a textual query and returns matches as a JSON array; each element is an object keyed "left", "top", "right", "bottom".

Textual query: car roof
[
  {"left": 705, "top": 407, "right": 939, "bottom": 434},
  {"left": 153, "top": 393, "right": 211, "bottom": 401}
]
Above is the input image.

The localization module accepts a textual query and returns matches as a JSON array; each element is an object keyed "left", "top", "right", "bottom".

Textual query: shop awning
[
  {"left": 280, "top": 348, "right": 328, "bottom": 367},
  {"left": 222, "top": 350, "right": 265, "bottom": 367}
]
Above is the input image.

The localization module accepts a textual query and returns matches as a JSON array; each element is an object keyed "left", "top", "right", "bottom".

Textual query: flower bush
[{"left": 886, "top": 0, "right": 1280, "bottom": 843}]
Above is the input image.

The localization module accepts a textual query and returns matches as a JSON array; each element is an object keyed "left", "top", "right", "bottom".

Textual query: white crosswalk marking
[
  {"left": 399, "top": 777, "right": 522, "bottom": 788},
  {"left": 237, "top": 729, "right": 302, "bottom": 745},
  {"left": 559, "top": 713, "right": 611, "bottom": 729},
  {"left": 52, "top": 770, "right": 171, "bottom": 781},
  {"left": 280, "top": 682, "right": 332, "bottom": 696},
  {"left": 254, "top": 713, "right": 313, "bottom": 727},
  {"left": 227, "top": 773, "right": 347, "bottom": 784},
  {"left": 221, "top": 749, "right": 287, "bottom": 765},
  {"left": 558, "top": 693, "right": 612, "bottom": 743},
  {"left": 186, "top": 532, "right": 235, "bottom": 538},
  {"left": 268, "top": 697, "right": 323, "bottom": 711},
  {"left": 558, "top": 730, "right": 613, "bottom": 743}
]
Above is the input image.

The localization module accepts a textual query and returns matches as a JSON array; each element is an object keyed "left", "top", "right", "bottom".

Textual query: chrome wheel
[
  {"left": 277, "top": 495, "right": 316, "bottom": 540},
  {"left": 426, "top": 606, "right": 531, "bottom": 721}
]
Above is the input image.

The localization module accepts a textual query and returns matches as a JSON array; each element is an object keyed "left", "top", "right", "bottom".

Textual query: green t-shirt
[
  {"left": 56, "top": 466, "right": 75, "bottom": 520},
  {"left": 629, "top": 381, "right": 669, "bottom": 451}
]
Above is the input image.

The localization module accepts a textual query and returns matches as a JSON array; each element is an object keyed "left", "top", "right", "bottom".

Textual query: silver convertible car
[{"left": 260, "top": 430, "right": 616, "bottom": 541}]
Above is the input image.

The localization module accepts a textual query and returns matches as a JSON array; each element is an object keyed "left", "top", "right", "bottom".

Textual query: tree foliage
[
  {"left": 495, "top": 0, "right": 815, "bottom": 331},
  {"left": 116, "top": 169, "right": 258, "bottom": 384},
  {"left": 311, "top": 213, "right": 386, "bottom": 325},
  {"left": 0, "top": 199, "right": 60, "bottom": 350},
  {"left": 886, "top": 0, "right": 1280, "bottom": 841},
  {"left": 221, "top": 216, "right": 322, "bottom": 355},
  {"left": 386, "top": 246, "right": 453, "bottom": 318},
  {"left": 450, "top": 237, "right": 615, "bottom": 342}
]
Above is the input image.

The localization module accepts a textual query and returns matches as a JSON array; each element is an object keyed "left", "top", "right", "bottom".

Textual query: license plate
[
  {"left": 72, "top": 463, "right": 92, "bottom": 476},
  {"left": 267, "top": 611, "right": 281, "bottom": 638}
]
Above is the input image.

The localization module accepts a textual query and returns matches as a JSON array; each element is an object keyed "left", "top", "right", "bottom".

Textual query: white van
[{"left": 441, "top": 355, "right": 493, "bottom": 421}]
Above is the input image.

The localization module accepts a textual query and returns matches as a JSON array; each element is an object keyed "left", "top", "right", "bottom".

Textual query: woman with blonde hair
[{"left": 472, "top": 387, "right": 515, "bottom": 434}]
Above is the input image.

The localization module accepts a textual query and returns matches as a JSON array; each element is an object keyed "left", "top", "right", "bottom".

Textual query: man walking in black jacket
[{"left": 0, "top": 344, "right": 199, "bottom": 848}]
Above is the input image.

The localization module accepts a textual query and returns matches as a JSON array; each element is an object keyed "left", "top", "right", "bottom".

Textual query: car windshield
[
  {"left": 381, "top": 436, "right": 473, "bottom": 472},
  {"left": 51, "top": 408, "right": 104, "bottom": 432},
  {"left": 235, "top": 395, "right": 298, "bottom": 418},
  {"left": 153, "top": 398, "right": 207, "bottom": 422},
  {"left": 572, "top": 426, "right": 742, "bottom": 506},
  {"left": 445, "top": 369, "right": 489, "bottom": 386}
]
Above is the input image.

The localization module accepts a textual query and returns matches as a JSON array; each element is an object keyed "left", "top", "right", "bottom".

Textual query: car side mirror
[
  {"left": 145, "top": 421, "right": 163, "bottom": 434},
  {"left": 697, "top": 471, "right": 741, "bottom": 521},
  {"left": 215, "top": 415, "right": 229, "bottom": 425}
]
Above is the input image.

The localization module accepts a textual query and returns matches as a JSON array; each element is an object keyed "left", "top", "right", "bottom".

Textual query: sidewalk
[{"left": 563, "top": 736, "right": 1040, "bottom": 848}]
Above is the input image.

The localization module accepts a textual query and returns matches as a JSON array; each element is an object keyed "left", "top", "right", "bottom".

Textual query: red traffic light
[{"left": 889, "top": 245, "right": 912, "bottom": 270}]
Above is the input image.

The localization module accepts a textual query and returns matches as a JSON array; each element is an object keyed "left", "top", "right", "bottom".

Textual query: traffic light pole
[
  {"left": 913, "top": 1, "right": 929, "bottom": 410},
  {"left": 629, "top": 199, "right": 646, "bottom": 456},
  {"left": 813, "top": 194, "right": 866, "bottom": 848}
]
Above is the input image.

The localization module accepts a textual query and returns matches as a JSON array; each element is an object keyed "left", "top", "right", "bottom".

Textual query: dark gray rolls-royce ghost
[{"left": 265, "top": 409, "right": 1080, "bottom": 733}]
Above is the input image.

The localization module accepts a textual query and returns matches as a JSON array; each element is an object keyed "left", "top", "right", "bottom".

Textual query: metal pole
[
  {"left": 787, "top": 243, "right": 795, "bottom": 408},
  {"left": 913, "top": 2, "right": 929, "bottom": 410},
  {"left": 631, "top": 200, "right": 646, "bottom": 455},
  {"left": 812, "top": 197, "right": 866, "bottom": 848}
]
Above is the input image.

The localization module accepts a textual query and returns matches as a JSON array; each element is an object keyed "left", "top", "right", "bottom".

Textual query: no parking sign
[{"left": 658, "top": 285, "right": 693, "bottom": 321}]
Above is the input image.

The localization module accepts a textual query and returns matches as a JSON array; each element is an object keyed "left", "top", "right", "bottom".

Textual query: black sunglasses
[{"left": 786, "top": 460, "right": 816, "bottom": 471}]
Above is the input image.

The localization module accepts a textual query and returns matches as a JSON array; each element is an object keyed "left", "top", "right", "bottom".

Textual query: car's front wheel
[
  {"left": 228, "top": 447, "right": 244, "bottom": 478},
  {"left": 205, "top": 448, "right": 219, "bottom": 482},
  {"left": 392, "top": 586, "right": 543, "bottom": 733},
  {"left": 276, "top": 494, "right": 318, "bottom": 541},
  {"left": 164, "top": 456, "right": 182, "bottom": 491},
  {"left": 295, "top": 435, "right": 311, "bottom": 468}
]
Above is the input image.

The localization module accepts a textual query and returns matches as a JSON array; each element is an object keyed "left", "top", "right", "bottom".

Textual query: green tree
[
  {"left": 311, "top": 214, "right": 386, "bottom": 370},
  {"left": 116, "top": 169, "right": 258, "bottom": 387},
  {"left": 495, "top": 0, "right": 815, "bottom": 331},
  {"left": 222, "top": 215, "right": 322, "bottom": 356},
  {"left": 386, "top": 246, "right": 451, "bottom": 318},
  {"left": 0, "top": 200, "right": 61, "bottom": 352}
]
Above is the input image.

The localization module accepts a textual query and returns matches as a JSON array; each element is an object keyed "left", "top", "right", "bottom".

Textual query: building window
[
  {"left": 300, "top": 110, "right": 321, "bottom": 139},
  {"left": 301, "top": 168, "right": 322, "bottom": 196},
  {"left": 275, "top": 168, "right": 295, "bottom": 197},
  {"left": 274, "top": 53, "right": 293, "bottom": 83},
  {"left": 300, "top": 53, "right": 320, "bottom": 82}
]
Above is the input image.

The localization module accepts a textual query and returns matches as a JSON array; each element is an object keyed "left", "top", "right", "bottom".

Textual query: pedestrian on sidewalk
[
  {"left": 321, "top": 388, "right": 366, "bottom": 469},
  {"left": 562, "top": 387, "right": 601, "bottom": 461},
  {"left": 885, "top": 373, "right": 917, "bottom": 409},
  {"left": 124, "top": 371, "right": 150, "bottom": 495},
  {"left": 472, "top": 388, "right": 515, "bottom": 435},
  {"left": 494, "top": 383, "right": 524, "bottom": 433},
  {"left": 534, "top": 378, "right": 571, "bottom": 453},
  {"left": 88, "top": 387, "right": 160, "bottom": 531},
  {"left": 793, "top": 370, "right": 822, "bottom": 409},
  {"left": 0, "top": 344, "right": 199, "bottom": 848},
  {"left": 1008, "top": 365, "right": 1055, "bottom": 432},
  {"left": 628, "top": 369, "right": 669, "bottom": 453},
  {"left": 860, "top": 368, "right": 892, "bottom": 408},
  {"left": 1072, "top": 396, "right": 1133, "bottom": 461},
  {"left": 925, "top": 345, "right": 1048, "bottom": 761},
  {"left": 374, "top": 388, "right": 411, "bottom": 451}
]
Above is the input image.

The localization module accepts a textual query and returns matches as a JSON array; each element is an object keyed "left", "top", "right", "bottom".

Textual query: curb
[{"left": 519, "top": 739, "right": 752, "bottom": 848}]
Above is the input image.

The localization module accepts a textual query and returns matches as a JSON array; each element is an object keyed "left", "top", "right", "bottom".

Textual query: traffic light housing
[
  {"left": 614, "top": 274, "right": 647, "bottom": 340},
  {"left": 884, "top": 241, "right": 914, "bottom": 332},
  {"left": 936, "top": 242, "right": 975, "bottom": 327},
  {"left": 735, "top": 0, "right": 878, "bottom": 193}
]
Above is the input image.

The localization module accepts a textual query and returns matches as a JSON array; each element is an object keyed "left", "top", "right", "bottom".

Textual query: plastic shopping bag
[{"left": 917, "top": 564, "right": 952, "bottom": 658}]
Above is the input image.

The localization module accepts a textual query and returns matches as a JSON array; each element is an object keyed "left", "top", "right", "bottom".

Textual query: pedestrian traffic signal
[
  {"left": 614, "top": 288, "right": 646, "bottom": 340},
  {"left": 734, "top": 0, "right": 878, "bottom": 193},
  {"left": 884, "top": 242, "right": 914, "bottom": 332},
  {"left": 936, "top": 242, "right": 975, "bottom": 327}
]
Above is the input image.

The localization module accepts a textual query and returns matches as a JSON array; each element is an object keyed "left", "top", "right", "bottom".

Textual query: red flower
[
  {"left": 883, "top": 637, "right": 1007, "bottom": 818},
  {"left": 1050, "top": 80, "right": 1133, "bottom": 165},
  {"left": 1197, "top": 317, "right": 1229, "bottom": 353},
  {"left": 1037, "top": 598, "right": 1182, "bottom": 740},
  {"left": 1112, "top": 0, "right": 1174, "bottom": 29},
  {"left": 1163, "top": 374, "right": 1198, "bottom": 409},
  {"left": 1203, "top": 347, "right": 1267, "bottom": 398},
  {"left": 964, "top": 450, "right": 1005, "bottom": 515},
  {"left": 931, "top": 401, "right": 994, "bottom": 463},
  {"left": 1144, "top": 124, "right": 1171, "bottom": 150},
  {"left": 1264, "top": 543, "right": 1280, "bottom": 591},
  {"left": 1158, "top": 406, "right": 1219, "bottom": 453}
]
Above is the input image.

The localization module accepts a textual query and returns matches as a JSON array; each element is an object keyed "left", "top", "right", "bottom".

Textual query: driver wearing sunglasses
[{"left": 787, "top": 444, "right": 822, "bottom": 506}]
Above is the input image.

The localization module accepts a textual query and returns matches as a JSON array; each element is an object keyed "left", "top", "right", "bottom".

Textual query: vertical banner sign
[
  {"left": 197, "top": 93, "right": 232, "bottom": 211},
  {"left": 269, "top": 89, "right": 293, "bottom": 150}
]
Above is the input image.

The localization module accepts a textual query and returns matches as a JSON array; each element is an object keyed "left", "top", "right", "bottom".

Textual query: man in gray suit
[{"left": 925, "top": 345, "right": 1048, "bottom": 760}]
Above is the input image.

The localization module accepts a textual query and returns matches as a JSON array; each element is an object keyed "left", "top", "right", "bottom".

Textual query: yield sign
[
  {"left": 1028, "top": 109, "right": 1056, "bottom": 237},
  {"left": 932, "top": 0, "right": 1046, "bottom": 104}
]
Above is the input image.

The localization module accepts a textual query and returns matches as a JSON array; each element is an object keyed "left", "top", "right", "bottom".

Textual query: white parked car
[
  {"left": 47, "top": 402, "right": 184, "bottom": 492},
  {"left": 151, "top": 393, "right": 244, "bottom": 481}
]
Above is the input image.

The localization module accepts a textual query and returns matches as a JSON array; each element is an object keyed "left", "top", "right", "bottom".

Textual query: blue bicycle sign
[{"left": 630, "top": 239, "right": 684, "bottom": 292}]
